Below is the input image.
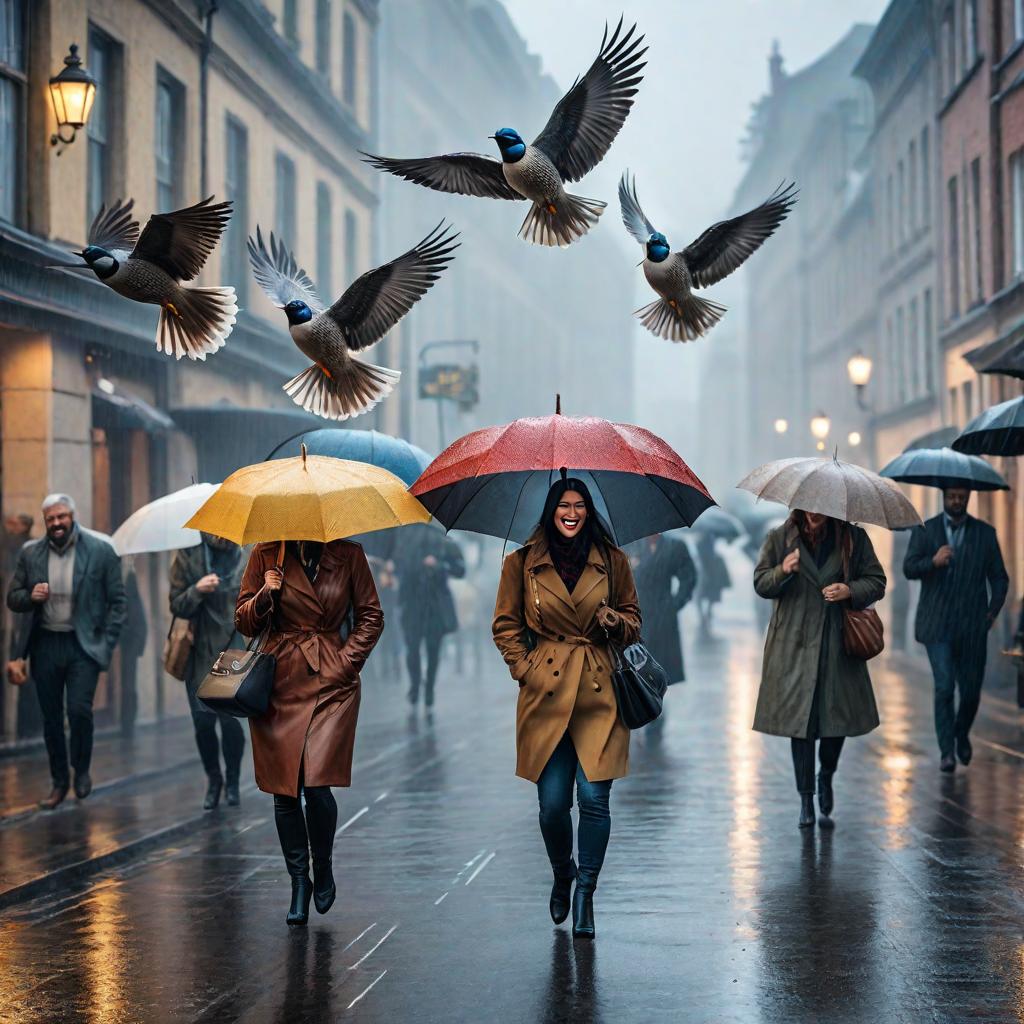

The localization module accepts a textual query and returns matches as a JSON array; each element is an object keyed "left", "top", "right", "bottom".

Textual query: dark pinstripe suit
[{"left": 904, "top": 514, "right": 1009, "bottom": 757}]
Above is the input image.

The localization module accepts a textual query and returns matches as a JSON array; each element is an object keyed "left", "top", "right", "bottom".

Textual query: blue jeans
[
  {"left": 926, "top": 638, "right": 986, "bottom": 758},
  {"left": 536, "top": 732, "right": 612, "bottom": 894}
]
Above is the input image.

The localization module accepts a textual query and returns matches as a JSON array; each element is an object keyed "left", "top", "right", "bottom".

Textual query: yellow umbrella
[{"left": 185, "top": 445, "right": 430, "bottom": 545}]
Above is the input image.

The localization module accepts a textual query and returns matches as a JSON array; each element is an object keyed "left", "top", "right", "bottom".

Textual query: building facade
[{"left": 0, "top": 0, "right": 378, "bottom": 745}]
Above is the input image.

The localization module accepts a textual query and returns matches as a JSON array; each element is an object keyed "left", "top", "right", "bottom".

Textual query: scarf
[{"left": 548, "top": 531, "right": 590, "bottom": 595}]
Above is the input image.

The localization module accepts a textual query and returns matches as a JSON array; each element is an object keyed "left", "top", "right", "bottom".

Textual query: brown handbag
[
  {"left": 162, "top": 617, "right": 194, "bottom": 680},
  {"left": 839, "top": 527, "right": 884, "bottom": 660}
]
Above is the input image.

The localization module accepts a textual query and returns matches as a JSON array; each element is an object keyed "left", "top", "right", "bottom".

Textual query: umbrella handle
[{"left": 276, "top": 539, "right": 286, "bottom": 571}]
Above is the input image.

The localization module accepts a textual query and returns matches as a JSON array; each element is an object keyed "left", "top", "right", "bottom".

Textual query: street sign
[{"left": 418, "top": 363, "right": 479, "bottom": 409}]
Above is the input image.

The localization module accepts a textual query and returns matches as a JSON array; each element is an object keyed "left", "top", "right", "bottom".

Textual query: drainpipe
[{"left": 199, "top": 2, "right": 218, "bottom": 197}]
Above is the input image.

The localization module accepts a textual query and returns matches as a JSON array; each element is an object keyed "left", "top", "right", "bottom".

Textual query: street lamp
[
  {"left": 847, "top": 351, "right": 873, "bottom": 410},
  {"left": 848, "top": 431, "right": 862, "bottom": 447},
  {"left": 49, "top": 44, "right": 97, "bottom": 151},
  {"left": 774, "top": 418, "right": 788, "bottom": 434},
  {"left": 810, "top": 412, "right": 831, "bottom": 441}
]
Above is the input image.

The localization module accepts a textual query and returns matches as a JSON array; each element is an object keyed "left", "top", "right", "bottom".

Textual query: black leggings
[
  {"left": 273, "top": 785, "right": 338, "bottom": 874},
  {"left": 790, "top": 737, "right": 845, "bottom": 795}
]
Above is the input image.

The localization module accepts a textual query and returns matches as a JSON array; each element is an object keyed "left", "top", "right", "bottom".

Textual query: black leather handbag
[
  {"left": 600, "top": 547, "right": 668, "bottom": 729},
  {"left": 197, "top": 631, "right": 276, "bottom": 718}
]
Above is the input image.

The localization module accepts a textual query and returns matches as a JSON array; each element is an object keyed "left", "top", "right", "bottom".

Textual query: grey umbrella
[
  {"left": 952, "top": 395, "right": 1024, "bottom": 458},
  {"left": 737, "top": 455, "right": 921, "bottom": 529},
  {"left": 879, "top": 447, "right": 1009, "bottom": 491}
]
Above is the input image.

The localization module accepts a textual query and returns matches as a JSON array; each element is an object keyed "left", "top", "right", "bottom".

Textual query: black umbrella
[
  {"left": 952, "top": 395, "right": 1024, "bottom": 457},
  {"left": 688, "top": 506, "right": 743, "bottom": 540},
  {"left": 879, "top": 447, "right": 1009, "bottom": 491}
]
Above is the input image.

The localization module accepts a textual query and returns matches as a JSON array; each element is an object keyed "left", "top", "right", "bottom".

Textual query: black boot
[
  {"left": 572, "top": 886, "right": 595, "bottom": 939},
  {"left": 311, "top": 855, "right": 336, "bottom": 915},
  {"left": 817, "top": 771, "right": 834, "bottom": 827},
  {"left": 799, "top": 793, "right": 816, "bottom": 828},
  {"left": 304, "top": 788, "right": 338, "bottom": 915},
  {"left": 225, "top": 781, "right": 240, "bottom": 806},
  {"left": 550, "top": 860, "right": 577, "bottom": 925},
  {"left": 287, "top": 875, "right": 313, "bottom": 927},
  {"left": 203, "top": 774, "right": 223, "bottom": 811},
  {"left": 275, "top": 797, "right": 312, "bottom": 927}
]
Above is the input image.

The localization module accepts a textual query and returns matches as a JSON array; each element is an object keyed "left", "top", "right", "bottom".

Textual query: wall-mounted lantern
[{"left": 49, "top": 44, "right": 97, "bottom": 153}]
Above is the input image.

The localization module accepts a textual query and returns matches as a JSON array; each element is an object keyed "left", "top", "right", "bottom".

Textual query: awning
[
  {"left": 92, "top": 386, "right": 175, "bottom": 433},
  {"left": 964, "top": 320, "right": 1024, "bottom": 379},
  {"left": 171, "top": 403, "right": 324, "bottom": 481},
  {"left": 903, "top": 426, "right": 959, "bottom": 452}
]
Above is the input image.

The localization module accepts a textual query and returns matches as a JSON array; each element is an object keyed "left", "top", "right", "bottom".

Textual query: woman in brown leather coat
[
  {"left": 492, "top": 476, "right": 640, "bottom": 939},
  {"left": 236, "top": 538, "right": 383, "bottom": 926}
]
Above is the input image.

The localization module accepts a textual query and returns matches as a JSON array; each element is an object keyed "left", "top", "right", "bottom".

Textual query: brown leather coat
[
  {"left": 235, "top": 540, "right": 384, "bottom": 797},
  {"left": 492, "top": 538, "right": 641, "bottom": 783}
]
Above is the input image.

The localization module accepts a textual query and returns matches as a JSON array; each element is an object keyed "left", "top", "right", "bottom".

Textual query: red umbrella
[{"left": 411, "top": 401, "right": 715, "bottom": 545}]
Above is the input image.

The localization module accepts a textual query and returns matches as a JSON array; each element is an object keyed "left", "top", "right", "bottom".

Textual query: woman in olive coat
[
  {"left": 492, "top": 476, "right": 640, "bottom": 938},
  {"left": 754, "top": 510, "right": 885, "bottom": 828}
]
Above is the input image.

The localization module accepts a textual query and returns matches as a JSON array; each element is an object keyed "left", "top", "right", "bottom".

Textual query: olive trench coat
[
  {"left": 492, "top": 538, "right": 641, "bottom": 783},
  {"left": 235, "top": 540, "right": 384, "bottom": 797},
  {"left": 752, "top": 520, "right": 885, "bottom": 739}
]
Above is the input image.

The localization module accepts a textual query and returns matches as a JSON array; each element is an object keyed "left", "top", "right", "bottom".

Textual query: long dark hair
[
  {"left": 791, "top": 509, "right": 848, "bottom": 554},
  {"left": 536, "top": 474, "right": 616, "bottom": 552}
]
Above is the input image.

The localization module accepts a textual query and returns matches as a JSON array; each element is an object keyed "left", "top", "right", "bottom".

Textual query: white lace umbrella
[
  {"left": 737, "top": 456, "right": 921, "bottom": 530},
  {"left": 112, "top": 483, "right": 218, "bottom": 555}
]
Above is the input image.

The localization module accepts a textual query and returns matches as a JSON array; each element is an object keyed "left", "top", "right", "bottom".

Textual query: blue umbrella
[
  {"left": 266, "top": 428, "right": 432, "bottom": 486},
  {"left": 879, "top": 447, "right": 1009, "bottom": 492},
  {"left": 952, "top": 395, "right": 1024, "bottom": 458}
]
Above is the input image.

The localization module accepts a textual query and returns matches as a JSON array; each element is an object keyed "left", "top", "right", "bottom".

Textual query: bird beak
[
  {"left": 487, "top": 135, "right": 496, "bottom": 140},
  {"left": 635, "top": 259, "right": 645, "bottom": 268},
  {"left": 46, "top": 254, "right": 90, "bottom": 271}
]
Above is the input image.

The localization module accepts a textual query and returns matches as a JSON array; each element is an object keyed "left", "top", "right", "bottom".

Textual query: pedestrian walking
[
  {"left": 903, "top": 487, "right": 1009, "bottom": 772},
  {"left": 235, "top": 538, "right": 384, "bottom": 927},
  {"left": 168, "top": 534, "right": 247, "bottom": 809},
  {"left": 753, "top": 511, "right": 886, "bottom": 828},
  {"left": 394, "top": 523, "right": 465, "bottom": 709},
  {"left": 492, "top": 477, "right": 641, "bottom": 938},
  {"left": 695, "top": 532, "right": 730, "bottom": 638},
  {"left": 119, "top": 558, "right": 148, "bottom": 738},
  {"left": 6, "top": 494, "right": 126, "bottom": 809},
  {"left": 627, "top": 533, "right": 696, "bottom": 685}
]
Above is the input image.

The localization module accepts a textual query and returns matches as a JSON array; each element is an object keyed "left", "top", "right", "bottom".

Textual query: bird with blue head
[
  {"left": 363, "top": 19, "right": 646, "bottom": 247},
  {"left": 619, "top": 170, "right": 798, "bottom": 342}
]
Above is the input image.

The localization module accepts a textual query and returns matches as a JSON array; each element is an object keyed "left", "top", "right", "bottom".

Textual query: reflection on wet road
[{"left": 2, "top": 587, "right": 1024, "bottom": 1022}]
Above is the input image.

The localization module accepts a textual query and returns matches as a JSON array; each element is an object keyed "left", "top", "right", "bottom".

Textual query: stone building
[{"left": 0, "top": 0, "right": 378, "bottom": 744}]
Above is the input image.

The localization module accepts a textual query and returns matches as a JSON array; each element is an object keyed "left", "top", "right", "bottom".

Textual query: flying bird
[
  {"left": 362, "top": 19, "right": 646, "bottom": 247},
  {"left": 52, "top": 197, "right": 237, "bottom": 360},
  {"left": 247, "top": 222, "right": 459, "bottom": 420},
  {"left": 619, "top": 172, "right": 798, "bottom": 341}
]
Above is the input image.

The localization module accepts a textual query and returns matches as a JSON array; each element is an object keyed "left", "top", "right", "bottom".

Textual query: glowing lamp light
[
  {"left": 848, "top": 431, "right": 862, "bottom": 447},
  {"left": 810, "top": 412, "right": 831, "bottom": 440},
  {"left": 774, "top": 418, "right": 789, "bottom": 434},
  {"left": 847, "top": 352, "right": 873, "bottom": 388},
  {"left": 816, "top": 441, "right": 826, "bottom": 451},
  {"left": 49, "top": 44, "right": 97, "bottom": 149}
]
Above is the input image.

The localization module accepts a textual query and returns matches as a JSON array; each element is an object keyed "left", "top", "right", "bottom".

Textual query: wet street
[{"left": 3, "top": 583, "right": 1024, "bottom": 1024}]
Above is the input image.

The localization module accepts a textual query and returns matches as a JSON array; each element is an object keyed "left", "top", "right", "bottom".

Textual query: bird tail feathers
[
  {"left": 519, "top": 192, "right": 606, "bottom": 247},
  {"left": 157, "top": 285, "right": 237, "bottom": 360},
  {"left": 634, "top": 293, "right": 726, "bottom": 342},
  {"left": 283, "top": 357, "right": 400, "bottom": 421}
]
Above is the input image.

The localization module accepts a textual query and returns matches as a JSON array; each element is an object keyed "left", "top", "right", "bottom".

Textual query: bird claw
[{"left": 164, "top": 302, "right": 181, "bottom": 318}]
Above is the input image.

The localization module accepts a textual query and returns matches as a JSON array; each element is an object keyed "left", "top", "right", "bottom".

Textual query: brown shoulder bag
[{"left": 840, "top": 527, "right": 884, "bottom": 660}]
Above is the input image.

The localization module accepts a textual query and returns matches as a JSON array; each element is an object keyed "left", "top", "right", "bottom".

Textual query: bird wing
[
  {"left": 618, "top": 171, "right": 658, "bottom": 246},
  {"left": 682, "top": 183, "right": 798, "bottom": 288},
  {"left": 246, "top": 226, "right": 324, "bottom": 312},
  {"left": 87, "top": 198, "right": 139, "bottom": 260},
  {"left": 130, "top": 196, "right": 233, "bottom": 281},
  {"left": 531, "top": 18, "right": 647, "bottom": 183},
  {"left": 325, "top": 221, "right": 460, "bottom": 352},
  {"left": 361, "top": 151, "right": 520, "bottom": 200}
]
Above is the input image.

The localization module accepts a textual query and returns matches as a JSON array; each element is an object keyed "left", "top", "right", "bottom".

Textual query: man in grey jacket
[{"left": 6, "top": 494, "right": 126, "bottom": 808}]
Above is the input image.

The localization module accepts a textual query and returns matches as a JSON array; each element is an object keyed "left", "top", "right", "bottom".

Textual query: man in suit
[
  {"left": 904, "top": 487, "right": 1009, "bottom": 772},
  {"left": 6, "top": 494, "right": 126, "bottom": 808}
]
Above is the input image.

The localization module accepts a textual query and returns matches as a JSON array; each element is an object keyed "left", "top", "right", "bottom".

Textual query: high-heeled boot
[
  {"left": 798, "top": 793, "right": 816, "bottom": 829},
  {"left": 275, "top": 798, "right": 312, "bottom": 927},
  {"left": 572, "top": 885, "right": 595, "bottom": 938},
  {"left": 550, "top": 860, "right": 577, "bottom": 925},
  {"left": 817, "top": 770, "right": 834, "bottom": 827},
  {"left": 203, "top": 774, "right": 222, "bottom": 811},
  {"left": 304, "top": 788, "right": 338, "bottom": 915}
]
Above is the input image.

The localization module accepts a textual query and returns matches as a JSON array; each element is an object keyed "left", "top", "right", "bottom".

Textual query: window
[
  {"left": 969, "top": 157, "right": 983, "bottom": 303},
  {"left": 886, "top": 173, "right": 894, "bottom": 252},
  {"left": 897, "top": 159, "right": 906, "bottom": 244},
  {"left": 342, "top": 12, "right": 357, "bottom": 107},
  {"left": 921, "top": 126, "right": 930, "bottom": 226},
  {"left": 942, "top": 13, "right": 955, "bottom": 92},
  {"left": 275, "top": 151, "right": 296, "bottom": 244},
  {"left": 909, "top": 297, "right": 920, "bottom": 398},
  {"left": 964, "top": 0, "right": 977, "bottom": 67},
  {"left": 1016, "top": 0, "right": 1024, "bottom": 43},
  {"left": 0, "top": 0, "right": 26, "bottom": 223},
  {"left": 1011, "top": 149, "right": 1024, "bottom": 276},
  {"left": 884, "top": 316, "right": 894, "bottom": 407},
  {"left": 948, "top": 176, "right": 960, "bottom": 317},
  {"left": 316, "top": 182, "right": 332, "bottom": 296},
  {"left": 223, "top": 115, "right": 249, "bottom": 304},
  {"left": 154, "top": 69, "right": 184, "bottom": 211},
  {"left": 895, "top": 305, "right": 906, "bottom": 405},
  {"left": 283, "top": 0, "right": 298, "bottom": 45},
  {"left": 923, "top": 288, "right": 934, "bottom": 392},
  {"left": 962, "top": 379, "right": 973, "bottom": 424},
  {"left": 316, "top": 0, "right": 331, "bottom": 76},
  {"left": 909, "top": 141, "right": 918, "bottom": 232},
  {"left": 87, "top": 27, "right": 121, "bottom": 227},
  {"left": 344, "top": 208, "right": 358, "bottom": 282}
]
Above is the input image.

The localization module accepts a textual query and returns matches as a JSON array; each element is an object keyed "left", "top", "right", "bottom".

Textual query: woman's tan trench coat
[
  {"left": 492, "top": 538, "right": 641, "bottom": 783},
  {"left": 753, "top": 519, "right": 886, "bottom": 739},
  {"left": 235, "top": 540, "right": 384, "bottom": 797}
]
